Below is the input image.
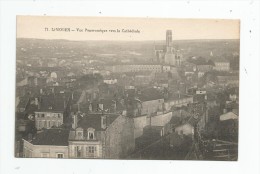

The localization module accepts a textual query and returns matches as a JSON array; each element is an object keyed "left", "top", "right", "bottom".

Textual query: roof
[
  {"left": 30, "top": 129, "right": 70, "bottom": 146},
  {"left": 166, "top": 93, "right": 193, "bottom": 101},
  {"left": 77, "top": 113, "right": 119, "bottom": 131},
  {"left": 137, "top": 88, "right": 164, "bottom": 101},
  {"left": 220, "top": 112, "right": 238, "bottom": 121},
  {"left": 17, "top": 96, "right": 30, "bottom": 108},
  {"left": 217, "top": 76, "right": 239, "bottom": 81},
  {"left": 89, "top": 98, "right": 125, "bottom": 113},
  {"left": 36, "top": 94, "right": 68, "bottom": 112}
]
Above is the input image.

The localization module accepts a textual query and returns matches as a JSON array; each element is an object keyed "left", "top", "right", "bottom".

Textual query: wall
[
  {"left": 109, "top": 65, "right": 162, "bottom": 73},
  {"left": 214, "top": 62, "right": 230, "bottom": 71},
  {"left": 141, "top": 99, "right": 164, "bottom": 116},
  {"left": 164, "top": 96, "right": 193, "bottom": 111},
  {"left": 35, "top": 112, "right": 63, "bottom": 130},
  {"left": 133, "top": 115, "right": 148, "bottom": 139},
  {"left": 105, "top": 115, "right": 135, "bottom": 159},
  {"left": 23, "top": 139, "right": 69, "bottom": 158},
  {"left": 68, "top": 141, "right": 102, "bottom": 159},
  {"left": 151, "top": 112, "right": 173, "bottom": 127}
]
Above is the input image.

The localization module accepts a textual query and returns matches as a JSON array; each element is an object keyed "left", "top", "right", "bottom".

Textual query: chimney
[
  {"left": 72, "top": 114, "right": 78, "bottom": 129},
  {"left": 64, "top": 100, "right": 66, "bottom": 109},
  {"left": 89, "top": 103, "right": 92, "bottom": 112},
  {"left": 112, "top": 100, "right": 117, "bottom": 112},
  {"left": 40, "top": 88, "right": 43, "bottom": 94},
  {"left": 37, "top": 97, "right": 41, "bottom": 109},
  {"left": 101, "top": 115, "right": 107, "bottom": 129},
  {"left": 35, "top": 98, "right": 39, "bottom": 106}
]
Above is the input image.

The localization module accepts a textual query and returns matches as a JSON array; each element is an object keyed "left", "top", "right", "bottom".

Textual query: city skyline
[{"left": 15, "top": 16, "right": 239, "bottom": 161}]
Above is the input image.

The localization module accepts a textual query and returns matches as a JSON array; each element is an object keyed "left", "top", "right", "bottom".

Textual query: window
[
  {"left": 41, "top": 114, "right": 44, "bottom": 118},
  {"left": 88, "top": 132, "right": 94, "bottom": 140},
  {"left": 57, "top": 114, "right": 61, "bottom": 118},
  {"left": 78, "top": 132, "right": 83, "bottom": 137},
  {"left": 57, "top": 153, "right": 64, "bottom": 158},
  {"left": 88, "top": 146, "right": 95, "bottom": 153},
  {"left": 75, "top": 146, "right": 81, "bottom": 157},
  {"left": 87, "top": 128, "right": 95, "bottom": 140}
]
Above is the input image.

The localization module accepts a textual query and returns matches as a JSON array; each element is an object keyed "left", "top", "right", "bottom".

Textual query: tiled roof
[
  {"left": 37, "top": 94, "right": 68, "bottom": 112},
  {"left": 77, "top": 113, "right": 119, "bottom": 131},
  {"left": 31, "top": 129, "right": 70, "bottom": 146}
]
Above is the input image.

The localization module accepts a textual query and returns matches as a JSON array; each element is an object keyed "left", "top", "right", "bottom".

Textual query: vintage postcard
[{"left": 15, "top": 16, "right": 239, "bottom": 160}]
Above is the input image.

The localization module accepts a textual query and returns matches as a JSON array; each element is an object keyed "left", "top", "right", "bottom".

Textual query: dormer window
[
  {"left": 75, "top": 127, "right": 84, "bottom": 140},
  {"left": 89, "top": 132, "right": 94, "bottom": 140},
  {"left": 87, "top": 128, "right": 95, "bottom": 140},
  {"left": 78, "top": 132, "right": 83, "bottom": 137}
]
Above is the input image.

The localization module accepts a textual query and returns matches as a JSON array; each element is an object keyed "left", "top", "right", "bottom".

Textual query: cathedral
[{"left": 154, "top": 30, "right": 182, "bottom": 66}]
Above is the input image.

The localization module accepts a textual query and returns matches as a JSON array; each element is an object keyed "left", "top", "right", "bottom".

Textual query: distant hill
[{"left": 16, "top": 38, "right": 239, "bottom": 62}]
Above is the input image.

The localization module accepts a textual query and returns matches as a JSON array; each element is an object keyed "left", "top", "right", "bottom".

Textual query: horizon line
[{"left": 17, "top": 37, "right": 240, "bottom": 42}]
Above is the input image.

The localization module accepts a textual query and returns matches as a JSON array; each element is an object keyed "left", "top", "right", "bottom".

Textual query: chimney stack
[
  {"left": 35, "top": 98, "right": 39, "bottom": 106},
  {"left": 72, "top": 114, "right": 78, "bottom": 129}
]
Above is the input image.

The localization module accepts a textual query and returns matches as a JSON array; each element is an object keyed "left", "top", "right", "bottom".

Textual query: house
[
  {"left": 136, "top": 88, "right": 164, "bottom": 116},
  {"left": 196, "top": 64, "right": 213, "bottom": 72},
  {"left": 34, "top": 94, "right": 71, "bottom": 130},
  {"left": 164, "top": 93, "right": 193, "bottom": 111},
  {"left": 23, "top": 128, "right": 70, "bottom": 158},
  {"left": 213, "top": 61, "right": 230, "bottom": 71},
  {"left": 69, "top": 113, "right": 135, "bottom": 159},
  {"left": 217, "top": 75, "right": 239, "bottom": 87},
  {"left": 103, "top": 79, "right": 117, "bottom": 85},
  {"left": 218, "top": 112, "right": 238, "bottom": 142},
  {"left": 133, "top": 111, "right": 173, "bottom": 139},
  {"left": 24, "top": 113, "right": 135, "bottom": 159}
]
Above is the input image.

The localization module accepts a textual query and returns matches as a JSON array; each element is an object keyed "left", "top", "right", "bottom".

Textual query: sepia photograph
[{"left": 15, "top": 16, "right": 240, "bottom": 160}]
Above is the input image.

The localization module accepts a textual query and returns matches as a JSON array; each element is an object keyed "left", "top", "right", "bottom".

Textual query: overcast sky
[{"left": 17, "top": 16, "right": 240, "bottom": 41}]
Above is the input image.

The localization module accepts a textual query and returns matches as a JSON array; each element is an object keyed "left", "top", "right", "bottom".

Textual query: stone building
[
  {"left": 23, "top": 129, "right": 70, "bottom": 158},
  {"left": 69, "top": 113, "right": 135, "bottom": 159},
  {"left": 154, "top": 30, "right": 182, "bottom": 66}
]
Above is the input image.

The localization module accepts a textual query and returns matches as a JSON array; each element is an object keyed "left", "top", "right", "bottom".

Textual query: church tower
[
  {"left": 166, "top": 30, "right": 172, "bottom": 47},
  {"left": 164, "top": 30, "right": 176, "bottom": 65}
]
